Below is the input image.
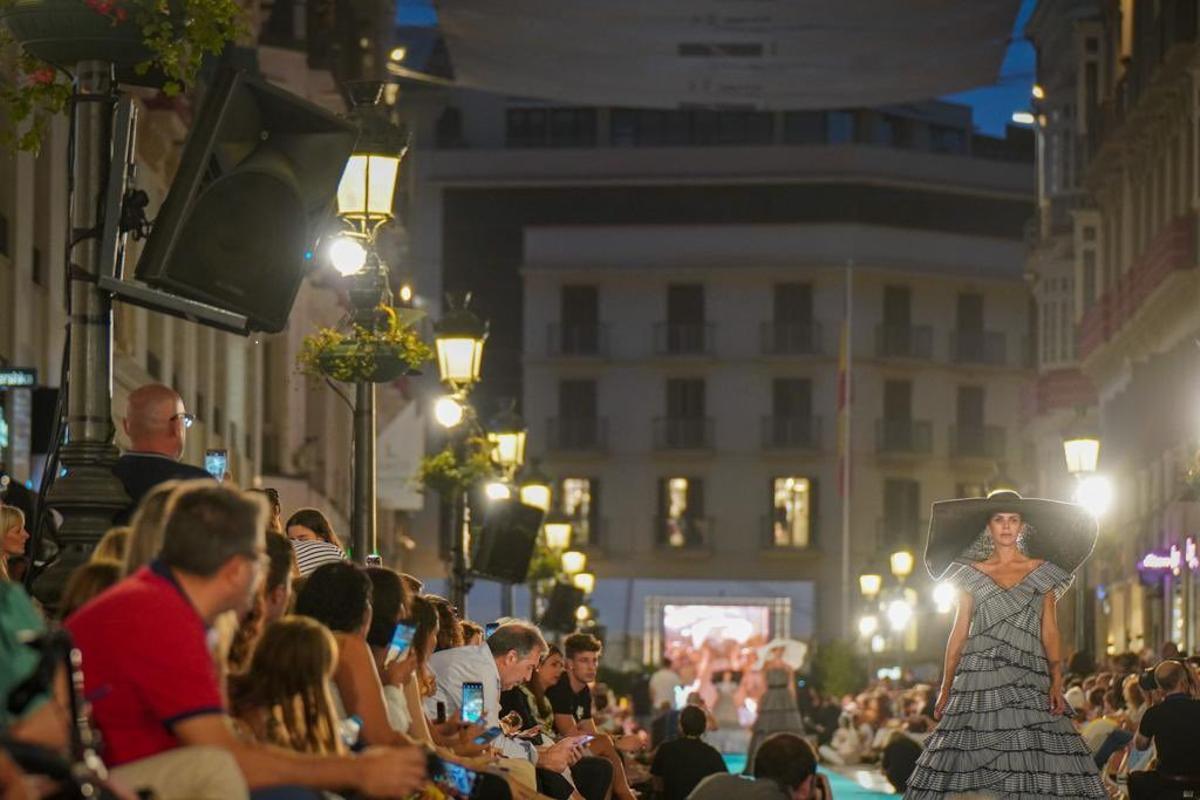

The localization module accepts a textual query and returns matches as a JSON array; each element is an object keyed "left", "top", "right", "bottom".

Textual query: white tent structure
[{"left": 434, "top": 0, "right": 1021, "bottom": 109}]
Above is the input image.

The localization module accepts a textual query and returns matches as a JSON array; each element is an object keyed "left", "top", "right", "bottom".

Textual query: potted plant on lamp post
[{"left": 0, "top": 0, "right": 245, "bottom": 151}]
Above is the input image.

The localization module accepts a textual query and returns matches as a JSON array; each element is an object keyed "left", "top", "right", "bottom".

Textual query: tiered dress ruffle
[{"left": 905, "top": 560, "right": 1107, "bottom": 799}]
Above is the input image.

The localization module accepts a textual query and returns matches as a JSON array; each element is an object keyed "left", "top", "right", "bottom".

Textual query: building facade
[
  {"left": 1030, "top": 0, "right": 1200, "bottom": 659},
  {"left": 400, "top": 94, "right": 1035, "bottom": 660}
]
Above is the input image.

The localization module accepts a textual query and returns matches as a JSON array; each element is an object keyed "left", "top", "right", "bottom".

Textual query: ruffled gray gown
[{"left": 905, "top": 560, "right": 1106, "bottom": 799}]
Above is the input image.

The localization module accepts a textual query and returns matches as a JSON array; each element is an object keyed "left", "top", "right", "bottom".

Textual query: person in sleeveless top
[
  {"left": 745, "top": 650, "right": 805, "bottom": 771},
  {"left": 905, "top": 490, "right": 1106, "bottom": 799}
]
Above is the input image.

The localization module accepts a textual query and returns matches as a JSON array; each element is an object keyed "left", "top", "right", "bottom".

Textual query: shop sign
[
  {"left": 0, "top": 368, "right": 36, "bottom": 388},
  {"left": 1140, "top": 538, "right": 1200, "bottom": 573}
]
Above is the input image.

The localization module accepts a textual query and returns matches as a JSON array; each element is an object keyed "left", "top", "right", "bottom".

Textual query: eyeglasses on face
[{"left": 170, "top": 412, "right": 196, "bottom": 429}]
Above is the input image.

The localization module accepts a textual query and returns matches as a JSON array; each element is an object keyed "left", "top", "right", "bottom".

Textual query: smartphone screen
[
  {"left": 204, "top": 449, "right": 227, "bottom": 481},
  {"left": 485, "top": 622, "right": 499, "bottom": 638},
  {"left": 384, "top": 622, "right": 416, "bottom": 666},
  {"left": 430, "top": 756, "right": 479, "bottom": 799},
  {"left": 436, "top": 701, "right": 447, "bottom": 724},
  {"left": 461, "top": 682, "right": 485, "bottom": 725},
  {"left": 472, "top": 725, "right": 503, "bottom": 745}
]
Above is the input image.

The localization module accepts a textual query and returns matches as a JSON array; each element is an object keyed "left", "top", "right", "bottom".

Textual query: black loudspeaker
[
  {"left": 470, "top": 499, "right": 544, "bottom": 583},
  {"left": 541, "top": 582, "right": 585, "bottom": 633},
  {"left": 135, "top": 69, "right": 357, "bottom": 333}
]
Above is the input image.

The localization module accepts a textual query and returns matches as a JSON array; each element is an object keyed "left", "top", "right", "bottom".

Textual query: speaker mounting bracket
[{"left": 97, "top": 275, "right": 251, "bottom": 335}]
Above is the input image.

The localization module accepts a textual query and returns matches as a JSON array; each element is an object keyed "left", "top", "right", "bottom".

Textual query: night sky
[{"left": 398, "top": 0, "right": 1039, "bottom": 137}]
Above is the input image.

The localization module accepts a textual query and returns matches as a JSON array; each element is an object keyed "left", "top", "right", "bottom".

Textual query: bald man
[{"left": 112, "top": 384, "right": 212, "bottom": 522}]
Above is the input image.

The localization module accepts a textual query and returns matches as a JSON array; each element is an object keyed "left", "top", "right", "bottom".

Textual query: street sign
[{"left": 0, "top": 368, "right": 36, "bottom": 388}]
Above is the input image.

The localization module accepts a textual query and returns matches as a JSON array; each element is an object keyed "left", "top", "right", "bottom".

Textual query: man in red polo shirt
[{"left": 67, "top": 484, "right": 426, "bottom": 799}]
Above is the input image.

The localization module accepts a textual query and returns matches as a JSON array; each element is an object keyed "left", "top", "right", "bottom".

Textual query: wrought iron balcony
[
  {"left": 547, "top": 417, "right": 608, "bottom": 452},
  {"left": 875, "top": 419, "right": 933, "bottom": 455},
  {"left": 653, "top": 417, "right": 714, "bottom": 450},
  {"left": 653, "top": 322, "right": 715, "bottom": 356},
  {"left": 547, "top": 322, "right": 609, "bottom": 357},
  {"left": 950, "top": 330, "right": 1006, "bottom": 366},
  {"left": 761, "top": 415, "right": 822, "bottom": 450},
  {"left": 949, "top": 424, "right": 1005, "bottom": 460},
  {"left": 875, "top": 324, "right": 934, "bottom": 359},
  {"left": 760, "top": 321, "right": 822, "bottom": 356}
]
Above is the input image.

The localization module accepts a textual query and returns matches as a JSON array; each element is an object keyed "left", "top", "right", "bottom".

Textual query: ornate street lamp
[
  {"left": 1063, "top": 414, "right": 1101, "bottom": 476},
  {"left": 518, "top": 460, "right": 553, "bottom": 512},
  {"left": 543, "top": 513, "right": 573, "bottom": 551},
  {"left": 330, "top": 82, "right": 405, "bottom": 565},
  {"left": 488, "top": 403, "right": 528, "bottom": 476},
  {"left": 859, "top": 572, "right": 883, "bottom": 599},
  {"left": 562, "top": 550, "right": 587, "bottom": 576},
  {"left": 433, "top": 300, "right": 487, "bottom": 391},
  {"left": 890, "top": 550, "right": 914, "bottom": 581},
  {"left": 573, "top": 571, "right": 596, "bottom": 595}
]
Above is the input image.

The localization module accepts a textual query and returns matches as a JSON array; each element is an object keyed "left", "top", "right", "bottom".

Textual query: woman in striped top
[{"left": 285, "top": 507, "right": 346, "bottom": 576}]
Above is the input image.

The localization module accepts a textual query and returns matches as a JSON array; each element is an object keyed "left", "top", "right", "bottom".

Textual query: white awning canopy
[{"left": 434, "top": 0, "right": 1021, "bottom": 109}]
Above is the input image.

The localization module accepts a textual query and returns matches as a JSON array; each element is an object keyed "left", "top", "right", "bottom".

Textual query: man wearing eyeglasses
[{"left": 113, "top": 383, "right": 213, "bottom": 522}]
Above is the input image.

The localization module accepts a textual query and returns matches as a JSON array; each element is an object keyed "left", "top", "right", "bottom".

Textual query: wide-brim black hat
[{"left": 925, "top": 490, "right": 1098, "bottom": 580}]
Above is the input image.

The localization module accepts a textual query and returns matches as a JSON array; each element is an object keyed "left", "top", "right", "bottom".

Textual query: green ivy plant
[
  {"left": 0, "top": 0, "right": 246, "bottom": 152},
  {"left": 297, "top": 305, "right": 432, "bottom": 383},
  {"left": 415, "top": 435, "right": 497, "bottom": 497}
]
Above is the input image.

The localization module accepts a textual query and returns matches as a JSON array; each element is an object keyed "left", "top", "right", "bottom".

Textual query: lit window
[
  {"left": 771, "top": 477, "right": 811, "bottom": 548},
  {"left": 561, "top": 478, "right": 595, "bottom": 545},
  {"left": 659, "top": 477, "right": 704, "bottom": 549}
]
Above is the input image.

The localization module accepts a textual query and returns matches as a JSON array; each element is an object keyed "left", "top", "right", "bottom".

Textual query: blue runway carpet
[{"left": 720, "top": 754, "right": 898, "bottom": 798}]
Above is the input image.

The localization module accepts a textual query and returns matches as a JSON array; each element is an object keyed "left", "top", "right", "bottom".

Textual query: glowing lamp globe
[
  {"left": 573, "top": 572, "right": 596, "bottom": 595},
  {"left": 328, "top": 236, "right": 368, "bottom": 276},
  {"left": 561, "top": 550, "right": 587, "bottom": 576},
  {"left": 518, "top": 461, "right": 553, "bottom": 512},
  {"left": 433, "top": 395, "right": 465, "bottom": 428},
  {"left": 890, "top": 550, "right": 914, "bottom": 580},
  {"left": 543, "top": 517, "right": 573, "bottom": 551},
  {"left": 859, "top": 573, "right": 883, "bottom": 598},
  {"left": 487, "top": 405, "right": 527, "bottom": 471}
]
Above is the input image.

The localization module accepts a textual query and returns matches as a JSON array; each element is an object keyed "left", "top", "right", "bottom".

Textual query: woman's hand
[
  {"left": 933, "top": 687, "right": 950, "bottom": 720},
  {"left": 381, "top": 650, "right": 418, "bottom": 687},
  {"left": 1049, "top": 685, "right": 1067, "bottom": 716}
]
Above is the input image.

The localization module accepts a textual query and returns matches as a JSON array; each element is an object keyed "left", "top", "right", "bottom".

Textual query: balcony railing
[
  {"left": 761, "top": 416, "right": 821, "bottom": 450},
  {"left": 949, "top": 424, "right": 1005, "bottom": 460},
  {"left": 875, "top": 517, "right": 929, "bottom": 550},
  {"left": 760, "top": 321, "right": 822, "bottom": 356},
  {"left": 875, "top": 324, "right": 933, "bottom": 359},
  {"left": 653, "top": 417, "right": 714, "bottom": 450},
  {"left": 950, "top": 330, "right": 1006, "bottom": 366},
  {"left": 655, "top": 515, "right": 712, "bottom": 551},
  {"left": 653, "top": 322, "right": 715, "bottom": 356},
  {"left": 547, "top": 323, "right": 609, "bottom": 357},
  {"left": 547, "top": 417, "right": 608, "bottom": 452},
  {"left": 761, "top": 514, "right": 816, "bottom": 550},
  {"left": 875, "top": 419, "right": 933, "bottom": 455}
]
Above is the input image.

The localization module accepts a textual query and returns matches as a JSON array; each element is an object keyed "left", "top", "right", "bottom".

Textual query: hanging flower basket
[
  {"left": 0, "top": 0, "right": 245, "bottom": 151},
  {"left": 298, "top": 305, "right": 433, "bottom": 384}
]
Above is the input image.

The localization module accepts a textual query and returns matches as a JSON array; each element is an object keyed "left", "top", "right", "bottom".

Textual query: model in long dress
[
  {"left": 745, "top": 658, "right": 805, "bottom": 770},
  {"left": 906, "top": 507, "right": 1106, "bottom": 798}
]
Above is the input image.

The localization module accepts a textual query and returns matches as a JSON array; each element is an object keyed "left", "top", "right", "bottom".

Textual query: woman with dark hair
[
  {"left": 428, "top": 595, "right": 464, "bottom": 651},
  {"left": 285, "top": 508, "right": 345, "bottom": 576},
  {"left": 520, "top": 645, "right": 565, "bottom": 738},
  {"left": 295, "top": 562, "right": 411, "bottom": 747},
  {"left": 365, "top": 567, "right": 415, "bottom": 735}
]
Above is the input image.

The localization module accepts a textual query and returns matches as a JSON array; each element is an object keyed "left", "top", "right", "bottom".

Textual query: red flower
[
  {"left": 28, "top": 67, "right": 56, "bottom": 86},
  {"left": 114, "top": 6, "right": 127, "bottom": 21}
]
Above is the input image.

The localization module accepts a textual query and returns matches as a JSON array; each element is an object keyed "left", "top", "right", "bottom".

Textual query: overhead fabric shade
[{"left": 435, "top": 0, "right": 1020, "bottom": 109}]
